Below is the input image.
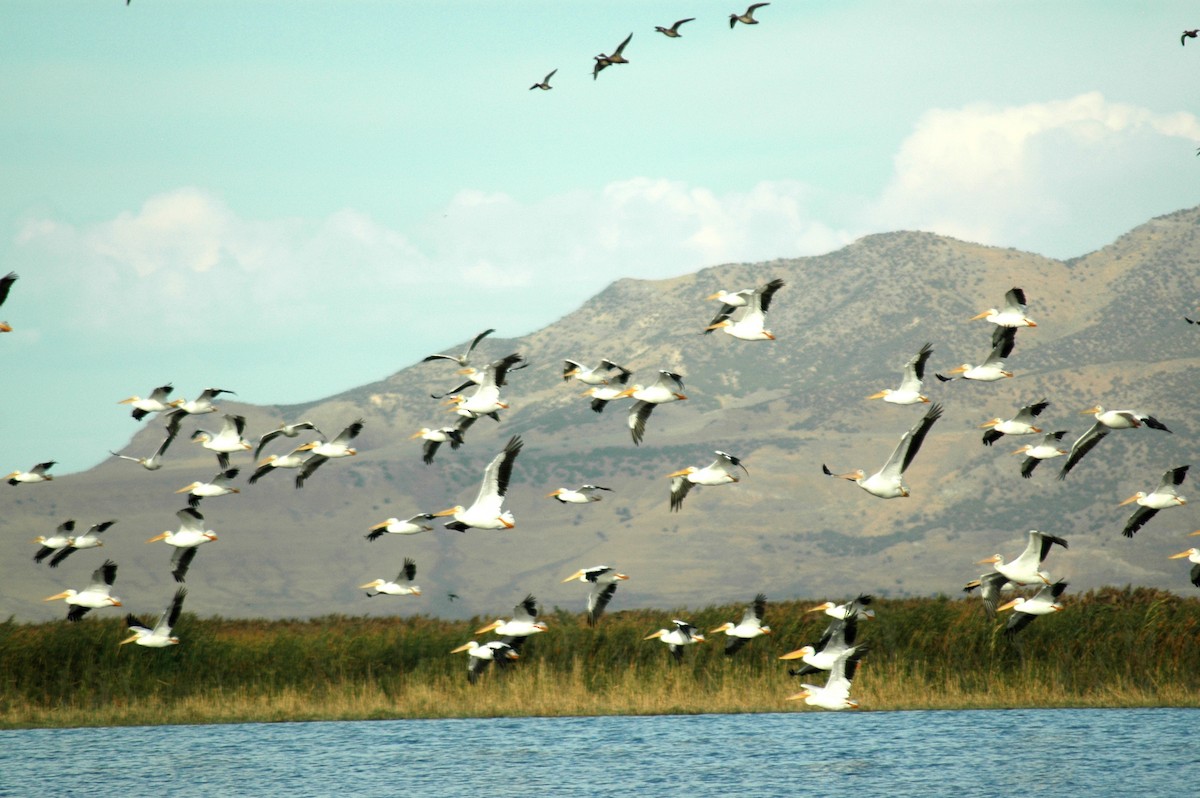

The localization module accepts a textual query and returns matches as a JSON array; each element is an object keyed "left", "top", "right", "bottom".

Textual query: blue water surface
[{"left": 2, "top": 708, "right": 1197, "bottom": 797}]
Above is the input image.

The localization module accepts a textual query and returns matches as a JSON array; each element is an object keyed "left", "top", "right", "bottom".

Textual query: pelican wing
[
  {"left": 755, "top": 278, "right": 785, "bottom": 313},
  {"left": 87, "top": 559, "right": 119, "bottom": 591},
  {"left": 1003, "top": 287, "right": 1028, "bottom": 314},
  {"left": 1122, "top": 506, "right": 1160, "bottom": 538},
  {"left": 1057, "top": 422, "right": 1108, "bottom": 479},
  {"left": 628, "top": 400, "right": 656, "bottom": 445},
  {"left": 176, "top": 507, "right": 205, "bottom": 534},
  {"left": 331, "top": 420, "right": 365, "bottom": 446},
  {"left": 986, "top": 326, "right": 1017, "bottom": 363},
  {"left": 715, "top": 450, "right": 748, "bottom": 475},
  {"left": 899, "top": 342, "right": 933, "bottom": 391},
  {"left": 742, "top": 593, "right": 768, "bottom": 624},
  {"left": 612, "top": 32, "right": 632, "bottom": 56},
  {"left": 156, "top": 587, "right": 188, "bottom": 634},
  {"left": 471, "top": 436, "right": 523, "bottom": 510},
  {"left": 880, "top": 403, "right": 943, "bottom": 477},
  {"left": 1159, "top": 465, "right": 1190, "bottom": 490},
  {"left": 669, "top": 475, "right": 692, "bottom": 512},
  {"left": 397, "top": 557, "right": 418, "bottom": 583},
  {"left": 512, "top": 594, "right": 538, "bottom": 624},
  {"left": 171, "top": 547, "right": 199, "bottom": 583},
  {"left": 0, "top": 271, "right": 16, "bottom": 307},
  {"left": 588, "top": 583, "right": 619, "bottom": 626},
  {"left": 294, "top": 454, "right": 329, "bottom": 488}
]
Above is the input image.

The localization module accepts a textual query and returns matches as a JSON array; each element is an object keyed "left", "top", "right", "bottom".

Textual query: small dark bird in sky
[
  {"left": 1183, "top": 29, "right": 1199, "bottom": 45},
  {"left": 655, "top": 18, "right": 695, "bottom": 38},
  {"left": 530, "top": 69, "right": 557, "bottom": 91}
]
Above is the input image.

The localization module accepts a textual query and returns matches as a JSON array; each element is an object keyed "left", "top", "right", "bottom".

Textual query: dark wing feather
[
  {"left": 757, "top": 278, "right": 785, "bottom": 312},
  {"left": 422, "top": 439, "right": 442, "bottom": 465},
  {"left": 724, "top": 635, "right": 749, "bottom": 656},
  {"left": 494, "top": 436, "right": 523, "bottom": 497},
  {"left": 171, "top": 547, "right": 199, "bottom": 583},
  {"left": 1019, "top": 456, "right": 1040, "bottom": 479},
  {"left": 47, "top": 547, "right": 76, "bottom": 567},
  {"left": 991, "top": 325, "right": 1017, "bottom": 358},
  {"left": 911, "top": 342, "right": 933, "bottom": 381},
  {"left": 294, "top": 455, "right": 329, "bottom": 488},
  {"left": 0, "top": 272, "right": 17, "bottom": 307},
  {"left": 628, "top": 401, "right": 655, "bottom": 445},
  {"left": 900, "top": 402, "right": 943, "bottom": 472},
  {"left": 981, "top": 429, "right": 1004, "bottom": 446},
  {"left": 400, "top": 558, "right": 417, "bottom": 582},
  {"left": 669, "top": 476, "right": 692, "bottom": 512},
  {"left": 1004, "top": 610, "right": 1038, "bottom": 638},
  {"left": 588, "top": 583, "right": 619, "bottom": 627},
  {"left": 1037, "top": 533, "right": 1068, "bottom": 560},
  {"left": 1122, "top": 506, "right": 1158, "bottom": 538},
  {"left": 1057, "top": 423, "right": 1108, "bottom": 480},
  {"left": 165, "top": 587, "right": 188, "bottom": 628}
]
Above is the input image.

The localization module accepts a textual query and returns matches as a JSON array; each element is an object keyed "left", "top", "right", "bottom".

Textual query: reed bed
[{"left": 3, "top": 587, "right": 1199, "bottom": 728}]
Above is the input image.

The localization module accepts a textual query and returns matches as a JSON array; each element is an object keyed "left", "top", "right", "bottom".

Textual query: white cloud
[{"left": 866, "top": 92, "right": 1200, "bottom": 256}]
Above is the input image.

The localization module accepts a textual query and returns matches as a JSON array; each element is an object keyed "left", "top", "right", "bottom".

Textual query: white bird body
[
  {"left": 361, "top": 558, "right": 421, "bottom": 597},
  {"left": 436, "top": 436, "right": 523, "bottom": 531},
  {"left": 48, "top": 520, "right": 119, "bottom": 566},
  {"left": 176, "top": 469, "right": 240, "bottom": 506},
  {"left": 451, "top": 640, "right": 519, "bottom": 683},
  {"left": 44, "top": 560, "right": 122, "bottom": 621},
  {"left": 705, "top": 278, "right": 783, "bottom": 341},
  {"left": 868, "top": 343, "right": 933, "bottom": 405},
  {"left": 971, "top": 287, "right": 1036, "bottom": 328},
  {"left": 476, "top": 594, "right": 547, "bottom": 640},
  {"left": 547, "top": 484, "right": 612, "bottom": 504},
  {"left": 824, "top": 404, "right": 942, "bottom": 498},
  {"left": 32, "top": 520, "right": 76, "bottom": 564},
  {"left": 1058, "top": 406, "right": 1172, "bottom": 479},
  {"left": 6, "top": 461, "right": 55, "bottom": 485},
  {"left": 939, "top": 327, "right": 1016, "bottom": 382},
  {"left": 806, "top": 594, "right": 876, "bottom": 621},
  {"left": 170, "top": 388, "right": 234, "bottom": 416},
  {"left": 118, "top": 383, "right": 175, "bottom": 420},
  {"left": 146, "top": 508, "right": 218, "bottom": 583},
  {"left": 365, "top": 513, "right": 436, "bottom": 540},
  {"left": 121, "top": 588, "right": 187, "bottom": 648},
  {"left": 619, "top": 371, "right": 687, "bottom": 445},
  {"left": 978, "top": 530, "right": 1067, "bottom": 586},
  {"left": 561, "top": 566, "right": 629, "bottom": 626},
  {"left": 786, "top": 649, "right": 865, "bottom": 710},
  {"left": 711, "top": 594, "right": 771, "bottom": 655},
  {"left": 191, "top": 414, "right": 251, "bottom": 468},
  {"left": 645, "top": 619, "right": 705, "bottom": 661},
  {"left": 562, "top": 359, "right": 627, "bottom": 386},
  {"left": 1119, "top": 465, "right": 1188, "bottom": 538},
  {"left": 668, "top": 451, "right": 747, "bottom": 511},
  {"left": 998, "top": 581, "right": 1068, "bottom": 637}
]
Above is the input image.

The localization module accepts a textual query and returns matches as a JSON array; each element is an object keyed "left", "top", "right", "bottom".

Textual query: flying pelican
[
  {"left": 44, "top": 559, "right": 121, "bottom": 621},
  {"left": 593, "top": 32, "right": 632, "bottom": 79},
  {"left": 644, "top": 619, "right": 705, "bottom": 662},
  {"left": 190, "top": 414, "right": 251, "bottom": 470},
  {"left": 562, "top": 358, "right": 629, "bottom": 386},
  {"left": 361, "top": 558, "right": 421, "bottom": 597},
  {"left": 980, "top": 399, "right": 1049, "bottom": 445},
  {"left": 365, "top": 513, "right": 437, "bottom": 541},
  {"left": 175, "top": 468, "right": 240, "bottom": 508},
  {"left": 998, "top": 581, "right": 1067, "bottom": 638},
  {"left": 476, "top": 594, "right": 547, "bottom": 653},
  {"left": 450, "top": 640, "right": 520, "bottom": 684},
  {"left": 253, "top": 421, "right": 322, "bottom": 459},
  {"left": 431, "top": 358, "right": 530, "bottom": 400},
  {"left": 120, "top": 588, "right": 187, "bottom": 648},
  {"left": 711, "top": 594, "right": 772, "bottom": 655},
  {"left": 1119, "top": 465, "right": 1188, "bottom": 538},
  {"left": 546, "top": 484, "right": 613, "bottom": 504},
  {"left": 867, "top": 343, "right": 933, "bottom": 405},
  {"left": 970, "top": 286, "right": 1037, "bottom": 328},
  {"left": 963, "top": 572, "right": 1015, "bottom": 619},
  {"left": 561, "top": 566, "right": 629, "bottom": 626},
  {"left": 446, "top": 353, "right": 523, "bottom": 417},
  {"left": 668, "top": 451, "right": 747, "bottom": 511},
  {"left": 1058, "top": 406, "right": 1172, "bottom": 479},
  {"left": 434, "top": 435, "right": 523, "bottom": 531},
  {"left": 617, "top": 370, "right": 688, "bottom": 445},
  {"left": 47, "top": 520, "right": 118, "bottom": 567},
  {"left": 822, "top": 403, "right": 943, "bottom": 498},
  {"left": 247, "top": 445, "right": 312, "bottom": 484},
  {"left": 785, "top": 648, "right": 866, "bottom": 710},
  {"left": 411, "top": 426, "right": 465, "bottom": 465},
  {"left": 1012, "top": 430, "right": 1069, "bottom": 478},
  {"left": 704, "top": 278, "right": 784, "bottom": 340},
  {"left": 109, "top": 429, "right": 177, "bottom": 471},
  {"left": 0, "top": 271, "right": 17, "bottom": 331},
  {"left": 655, "top": 17, "right": 695, "bottom": 37},
  {"left": 146, "top": 507, "right": 218, "bottom": 583},
  {"left": 730, "top": 2, "right": 769, "bottom": 27},
  {"left": 779, "top": 614, "right": 865, "bottom": 674},
  {"left": 1169, "top": 541, "right": 1200, "bottom": 587},
  {"left": 529, "top": 68, "right": 557, "bottom": 90},
  {"left": 936, "top": 327, "right": 1017, "bottom": 382},
  {"left": 977, "top": 530, "right": 1068, "bottom": 586},
  {"left": 118, "top": 383, "right": 175, "bottom": 421},
  {"left": 6, "top": 461, "right": 55, "bottom": 485},
  {"left": 582, "top": 366, "right": 634, "bottom": 414},
  {"left": 421, "top": 328, "right": 495, "bottom": 367},
  {"left": 806, "top": 594, "right": 876, "bottom": 621},
  {"left": 32, "top": 520, "right": 76, "bottom": 564},
  {"left": 167, "top": 387, "right": 235, "bottom": 417},
  {"left": 294, "top": 419, "right": 365, "bottom": 488}
]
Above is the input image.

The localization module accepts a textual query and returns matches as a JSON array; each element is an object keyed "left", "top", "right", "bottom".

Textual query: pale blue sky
[{"left": 3, "top": 0, "right": 1199, "bottom": 472}]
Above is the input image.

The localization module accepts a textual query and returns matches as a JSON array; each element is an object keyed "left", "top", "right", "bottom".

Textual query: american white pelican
[
  {"left": 118, "top": 383, "right": 175, "bottom": 421},
  {"left": 563, "top": 358, "right": 629, "bottom": 386},
  {"left": 450, "top": 640, "right": 519, "bottom": 684},
  {"left": 980, "top": 399, "right": 1049, "bottom": 445},
  {"left": 780, "top": 614, "right": 865, "bottom": 673},
  {"left": 711, "top": 593, "right": 771, "bottom": 655},
  {"left": 412, "top": 426, "right": 465, "bottom": 465},
  {"left": 1013, "top": 430, "right": 1069, "bottom": 478},
  {"left": 421, "top": 328, "right": 495, "bottom": 367},
  {"left": 998, "top": 580, "right": 1067, "bottom": 638},
  {"left": 190, "top": 414, "right": 251, "bottom": 470},
  {"left": 785, "top": 648, "right": 866, "bottom": 710},
  {"left": 446, "top": 353, "right": 523, "bottom": 417},
  {"left": 294, "top": 419, "right": 365, "bottom": 488},
  {"left": 655, "top": 17, "right": 695, "bottom": 37},
  {"left": 644, "top": 619, "right": 705, "bottom": 662},
  {"left": 146, "top": 507, "right": 218, "bottom": 583},
  {"left": 618, "top": 370, "right": 687, "bottom": 445},
  {"left": 120, "top": 588, "right": 187, "bottom": 648},
  {"left": 822, "top": 403, "right": 943, "bottom": 498},
  {"left": 109, "top": 429, "right": 177, "bottom": 471},
  {"left": 582, "top": 366, "right": 634, "bottom": 414},
  {"left": 963, "top": 572, "right": 1014, "bottom": 619},
  {"left": 47, "top": 520, "right": 118, "bottom": 567},
  {"left": 476, "top": 594, "right": 547, "bottom": 653},
  {"left": 44, "top": 559, "right": 121, "bottom": 622},
  {"left": 0, "top": 271, "right": 17, "bottom": 331},
  {"left": 248, "top": 445, "right": 312, "bottom": 484},
  {"left": 176, "top": 468, "right": 240, "bottom": 508},
  {"left": 936, "top": 327, "right": 1017, "bottom": 382},
  {"left": 529, "top": 68, "right": 557, "bottom": 91},
  {"left": 546, "top": 484, "right": 613, "bottom": 504},
  {"left": 168, "top": 387, "right": 235, "bottom": 417},
  {"left": 365, "top": 513, "right": 437, "bottom": 541},
  {"left": 32, "top": 520, "right": 76, "bottom": 564},
  {"left": 6, "top": 460, "right": 55, "bottom": 485},
  {"left": 1169, "top": 543, "right": 1200, "bottom": 588},
  {"left": 1058, "top": 406, "right": 1172, "bottom": 479},
  {"left": 1119, "top": 465, "right": 1188, "bottom": 538},
  {"left": 704, "top": 278, "right": 784, "bottom": 341},
  {"left": 361, "top": 558, "right": 421, "bottom": 597},
  {"left": 730, "top": 2, "right": 769, "bottom": 27},
  {"left": 592, "top": 32, "right": 632, "bottom": 79},
  {"left": 434, "top": 435, "right": 523, "bottom": 531},
  {"left": 971, "top": 287, "right": 1036, "bottom": 328},
  {"left": 430, "top": 358, "right": 529, "bottom": 400},
  {"left": 806, "top": 594, "right": 876, "bottom": 621},
  {"left": 867, "top": 343, "right": 933, "bottom": 405},
  {"left": 253, "top": 421, "right": 322, "bottom": 459},
  {"left": 561, "top": 566, "right": 629, "bottom": 626},
  {"left": 977, "top": 529, "right": 1067, "bottom": 586},
  {"left": 668, "top": 450, "right": 747, "bottom": 512}
]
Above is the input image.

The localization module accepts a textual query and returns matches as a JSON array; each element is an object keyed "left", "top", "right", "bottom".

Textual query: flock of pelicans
[{"left": 5, "top": 267, "right": 1199, "bottom": 710}]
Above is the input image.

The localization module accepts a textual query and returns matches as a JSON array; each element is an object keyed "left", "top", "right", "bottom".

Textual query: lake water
[{"left": 2, "top": 708, "right": 1197, "bottom": 797}]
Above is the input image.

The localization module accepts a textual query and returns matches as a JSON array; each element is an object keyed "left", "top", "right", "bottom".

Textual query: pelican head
[
  {"left": 1169, "top": 548, "right": 1200, "bottom": 560},
  {"left": 969, "top": 308, "right": 999, "bottom": 321},
  {"left": 710, "top": 622, "right": 735, "bottom": 634},
  {"left": 778, "top": 646, "right": 815, "bottom": 661},
  {"left": 866, "top": 390, "right": 890, "bottom": 400},
  {"left": 1118, "top": 492, "right": 1147, "bottom": 507}
]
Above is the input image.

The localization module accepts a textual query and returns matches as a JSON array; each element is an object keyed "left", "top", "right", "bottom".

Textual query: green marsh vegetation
[{"left": 3, "top": 586, "right": 1199, "bottom": 728}]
